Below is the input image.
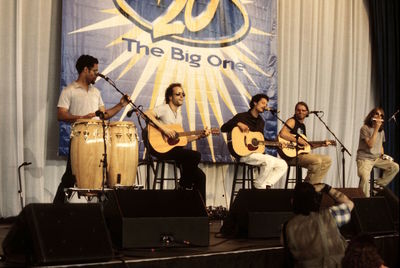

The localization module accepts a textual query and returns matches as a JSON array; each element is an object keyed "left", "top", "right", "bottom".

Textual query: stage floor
[
  {"left": 0, "top": 218, "right": 284, "bottom": 267},
  {"left": 0, "top": 218, "right": 398, "bottom": 268}
]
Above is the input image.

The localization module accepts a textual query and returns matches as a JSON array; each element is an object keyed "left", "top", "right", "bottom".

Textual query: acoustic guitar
[
  {"left": 147, "top": 124, "right": 220, "bottom": 153},
  {"left": 277, "top": 134, "right": 336, "bottom": 160},
  {"left": 228, "top": 126, "right": 290, "bottom": 158}
]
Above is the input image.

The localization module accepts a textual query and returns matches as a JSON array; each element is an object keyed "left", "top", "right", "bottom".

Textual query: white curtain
[
  {"left": 0, "top": 0, "right": 63, "bottom": 217},
  {"left": 0, "top": 0, "right": 374, "bottom": 217},
  {"left": 277, "top": 0, "right": 374, "bottom": 189}
]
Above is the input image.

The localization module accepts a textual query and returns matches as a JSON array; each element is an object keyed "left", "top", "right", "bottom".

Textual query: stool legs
[
  {"left": 285, "top": 165, "right": 303, "bottom": 189},
  {"left": 230, "top": 163, "right": 255, "bottom": 208},
  {"left": 153, "top": 160, "right": 180, "bottom": 190}
]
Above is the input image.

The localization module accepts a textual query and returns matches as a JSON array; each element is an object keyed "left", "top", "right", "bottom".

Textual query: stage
[{"left": 0, "top": 217, "right": 398, "bottom": 268}]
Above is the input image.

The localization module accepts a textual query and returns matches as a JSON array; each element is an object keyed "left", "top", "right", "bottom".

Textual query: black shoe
[
  {"left": 178, "top": 184, "right": 192, "bottom": 190},
  {"left": 178, "top": 180, "right": 193, "bottom": 190}
]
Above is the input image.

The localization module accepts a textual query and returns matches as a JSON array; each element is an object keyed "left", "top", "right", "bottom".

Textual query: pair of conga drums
[{"left": 70, "top": 119, "right": 138, "bottom": 189}]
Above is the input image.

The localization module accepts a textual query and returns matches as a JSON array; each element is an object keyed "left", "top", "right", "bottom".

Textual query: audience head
[
  {"left": 292, "top": 182, "right": 320, "bottom": 215},
  {"left": 342, "top": 233, "right": 386, "bottom": 268}
]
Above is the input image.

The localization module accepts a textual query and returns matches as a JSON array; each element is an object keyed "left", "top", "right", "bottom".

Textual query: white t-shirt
[
  {"left": 57, "top": 81, "right": 104, "bottom": 116},
  {"left": 152, "top": 103, "right": 182, "bottom": 125}
]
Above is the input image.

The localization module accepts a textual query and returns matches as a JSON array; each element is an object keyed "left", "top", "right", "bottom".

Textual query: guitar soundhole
[
  {"left": 168, "top": 138, "right": 180, "bottom": 146},
  {"left": 247, "top": 144, "right": 258, "bottom": 151},
  {"left": 251, "top": 138, "right": 258, "bottom": 147}
]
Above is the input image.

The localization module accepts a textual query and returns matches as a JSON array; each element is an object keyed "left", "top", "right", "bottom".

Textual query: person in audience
[
  {"left": 342, "top": 233, "right": 388, "bottom": 268},
  {"left": 282, "top": 182, "right": 354, "bottom": 267}
]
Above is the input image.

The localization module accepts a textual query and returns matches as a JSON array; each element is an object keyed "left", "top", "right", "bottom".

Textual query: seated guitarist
[
  {"left": 144, "top": 83, "right": 210, "bottom": 201},
  {"left": 279, "top": 101, "right": 332, "bottom": 184},
  {"left": 221, "top": 94, "right": 288, "bottom": 189}
]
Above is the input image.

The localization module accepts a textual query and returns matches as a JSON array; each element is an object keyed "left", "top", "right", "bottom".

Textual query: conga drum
[
  {"left": 70, "top": 119, "right": 108, "bottom": 189},
  {"left": 108, "top": 121, "right": 138, "bottom": 187}
]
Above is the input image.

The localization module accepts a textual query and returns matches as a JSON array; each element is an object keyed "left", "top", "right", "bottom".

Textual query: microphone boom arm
[{"left": 98, "top": 74, "right": 155, "bottom": 125}]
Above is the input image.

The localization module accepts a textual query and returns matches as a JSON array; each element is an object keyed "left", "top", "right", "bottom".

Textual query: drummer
[{"left": 54, "top": 54, "right": 129, "bottom": 204}]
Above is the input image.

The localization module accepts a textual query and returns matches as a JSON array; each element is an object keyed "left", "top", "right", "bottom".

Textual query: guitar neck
[
  {"left": 258, "top": 140, "right": 281, "bottom": 147},
  {"left": 176, "top": 130, "right": 204, "bottom": 137},
  {"left": 309, "top": 140, "right": 335, "bottom": 147}
]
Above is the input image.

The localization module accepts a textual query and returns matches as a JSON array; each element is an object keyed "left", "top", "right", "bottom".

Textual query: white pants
[{"left": 240, "top": 153, "right": 288, "bottom": 189}]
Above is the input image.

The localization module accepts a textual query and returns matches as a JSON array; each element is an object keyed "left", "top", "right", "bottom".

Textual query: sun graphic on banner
[{"left": 68, "top": 1, "right": 275, "bottom": 162}]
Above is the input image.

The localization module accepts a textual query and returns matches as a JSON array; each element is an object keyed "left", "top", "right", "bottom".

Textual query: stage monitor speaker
[
  {"left": 340, "top": 197, "right": 396, "bottom": 238},
  {"left": 102, "top": 189, "right": 209, "bottom": 248},
  {"left": 376, "top": 187, "right": 399, "bottom": 230},
  {"left": 221, "top": 189, "right": 294, "bottom": 238},
  {"left": 320, "top": 188, "right": 365, "bottom": 209},
  {"left": 2, "top": 203, "right": 113, "bottom": 265}
]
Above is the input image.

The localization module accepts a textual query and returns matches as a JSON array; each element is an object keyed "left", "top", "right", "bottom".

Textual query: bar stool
[
  {"left": 230, "top": 160, "right": 259, "bottom": 208},
  {"left": 284, "top": 163, "right": 303, "bottom": 189},
  {"left": 137, "top": 156, "right": 155, "bottom": 189},
  {"left": 152, "top": 159, "right": 181, "bottom": 190}
]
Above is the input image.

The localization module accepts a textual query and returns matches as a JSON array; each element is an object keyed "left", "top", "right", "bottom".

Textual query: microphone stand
[
  {"left": 269, "top": 111, "right": 306, "bottom": 185},
  {"left": 17, "top": 162, "right": 31, "bottom": 210},
  {"left": 99, "top": 113, "right": 108, "bottom": 197},
  {"left": 388, "top": 109, "right": 399, "bottom": 126},
  {"left": 99, "top": 75, "right": 156, "bottom": 127},
  {"left": 313, "top": 113, "right": 351, "bottom": 187},
  {"left": 99, "top": 75, "right": 159, "bottom": 189}
]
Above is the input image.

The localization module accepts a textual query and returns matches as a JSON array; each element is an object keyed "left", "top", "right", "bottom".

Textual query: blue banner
[{"left": 60, "top": 0, "right": 278, "bottom": 162}]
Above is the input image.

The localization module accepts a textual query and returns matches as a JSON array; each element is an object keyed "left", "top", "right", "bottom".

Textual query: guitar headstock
[
  {"left": 328, "top": 140, "right": 337, "bottom": 146},
  {"left": 209, "top": 128, "right": 220, "bottom": 135},
  {"left": 212, "top": 128, "right": 220, "bottom": 135}
]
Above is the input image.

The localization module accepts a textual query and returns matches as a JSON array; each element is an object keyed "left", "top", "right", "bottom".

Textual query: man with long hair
[
  {"left": 279, "top": 101, "right": 332, "bottom": 184},
  {"left": 144, "top": 83, "right": 210, "bottom": 201},
  {"left": 356, "top": 107, "right": 399, "bottom": 196}
]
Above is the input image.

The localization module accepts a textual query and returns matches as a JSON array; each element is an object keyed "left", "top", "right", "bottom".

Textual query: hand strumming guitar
[
  {"left": 237, "top": 122, "right": 249, "bottom": 133},
  {"left": 162, "top": 126, "right": 177, "bottom": 139}
]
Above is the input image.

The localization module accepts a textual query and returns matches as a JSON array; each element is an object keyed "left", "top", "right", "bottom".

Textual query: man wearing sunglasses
[
  {"left": 144, "top": 83, "right": 210, "bottom": 201},
  {"left": 356, "top": 107, "right": 399, "bottom": 196}
]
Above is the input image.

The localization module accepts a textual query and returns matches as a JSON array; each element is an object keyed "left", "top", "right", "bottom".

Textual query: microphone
[
  {"left": 388, "top": 109, "right": 399, "bottom": 122},
  {"left": 309, "top": 110, "right": 323, "bottom": 114},
  {"left": 264, "top": 107, "right": 279, "bottom": 113},
  {"left": 97, "top": 73, "right": 110, "bottom": 81},
  {"left": 95, "top": 110, "right": 105, "bottom": 119},
  {"left": 372, "top": 118, "right": 384, "bottom": 122},
  {"left": 18, "top": 161, "right": 32, "bottom": 169},
  {"left": 127, "top": 108, "right": 137, "bottom": 118}
]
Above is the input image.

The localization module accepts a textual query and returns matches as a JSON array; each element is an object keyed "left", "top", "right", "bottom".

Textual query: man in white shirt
[
  {"left": 144, "top": 83, "right": 210, "bottom": 201},
  {"left": 54, "top": 54, "right": 129, "bottom": 203}
]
